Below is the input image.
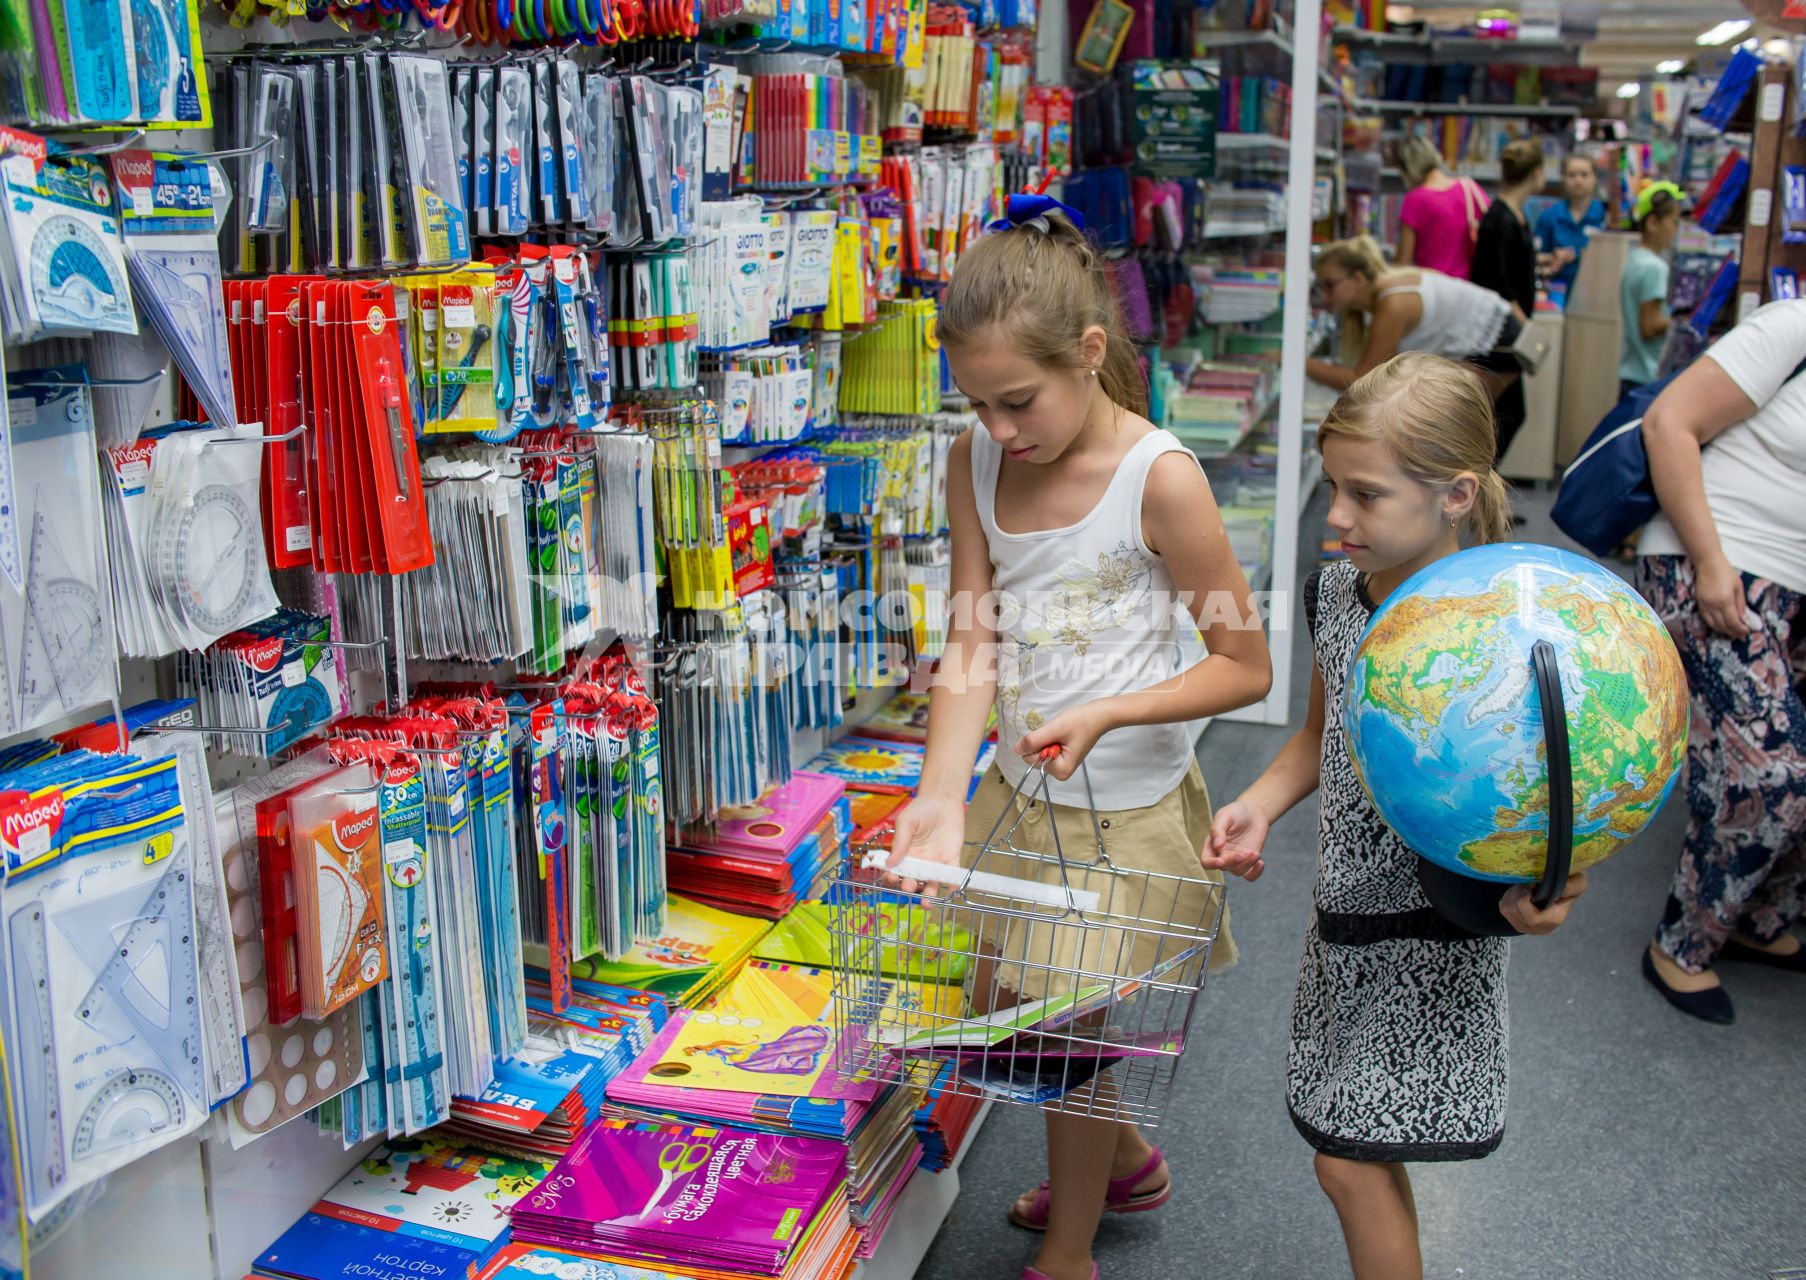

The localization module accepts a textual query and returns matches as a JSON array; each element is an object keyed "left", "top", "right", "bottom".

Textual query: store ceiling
[{"left": 1388, "top": 2, "right": 1782, "bottom": 89}]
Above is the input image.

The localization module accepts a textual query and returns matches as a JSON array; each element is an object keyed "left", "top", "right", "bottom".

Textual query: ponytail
[
  {"left": 1319, "top": 354, "right": 1515, "bottom": 543},
  {"left": 940, "top": 210, "right": 1149, "bottom": 419}
]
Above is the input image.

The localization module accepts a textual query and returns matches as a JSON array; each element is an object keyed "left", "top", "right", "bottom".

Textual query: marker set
[
  {"left": 741, "top": 60, "right": 881, "bottom": 189},
  {"left": 702, "top": 343, "right": 818, "bottom": 444},
  {"left": 0, "top": 0, "right": 209, "bottom": 126}
]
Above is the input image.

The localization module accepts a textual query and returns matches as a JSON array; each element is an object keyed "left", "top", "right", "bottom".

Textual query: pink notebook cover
[{"left": 679, "top": 772, "right": 845, "bottom": 861}]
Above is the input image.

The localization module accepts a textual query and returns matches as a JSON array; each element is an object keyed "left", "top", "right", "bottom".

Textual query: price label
[{"left": 280, "top": 659, "right": 305, "bottom": 688}]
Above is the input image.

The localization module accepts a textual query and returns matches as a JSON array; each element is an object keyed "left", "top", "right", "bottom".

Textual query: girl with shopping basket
[
  {"left": 881, "top": 194, "right": 1274, "bottom": 1280},
  {"left": 1202, "top": 355, "right": 1588, "bottom": 1280}
]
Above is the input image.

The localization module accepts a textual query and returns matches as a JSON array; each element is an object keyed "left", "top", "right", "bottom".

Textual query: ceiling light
[
  {"left": 1616, "top": 81, "right": 1642, "bottom": 99},
  {"left": 1696, "top": 18, "right": 1751, "bottom": 45},
  {"left": 1655, "top": 59, "right": 1685, "bottom": 74}
]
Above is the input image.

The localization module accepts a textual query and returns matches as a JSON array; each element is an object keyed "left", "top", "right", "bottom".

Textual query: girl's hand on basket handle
[
  {"left": 1202, "top": 802, "right": 1269, "bottom": 881},
  {"left": 885, "top": 792, "right": 965, "bottom": 895},
  {"left": 1017, "top": 703, "right": 1112, "bottom": 782}
]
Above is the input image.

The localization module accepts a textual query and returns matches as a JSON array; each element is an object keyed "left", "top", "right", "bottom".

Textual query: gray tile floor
[{"left": 918, "top": 489, "right": 1806, "bottom": 1280}]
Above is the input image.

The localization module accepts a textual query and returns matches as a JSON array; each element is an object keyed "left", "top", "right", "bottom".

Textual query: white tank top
[
  {"left": 971, "top": 426, "right": 1197, "bottom": 809},
  {"left": 1380, "top": 269, "right": 1510, "bottom": 359}
]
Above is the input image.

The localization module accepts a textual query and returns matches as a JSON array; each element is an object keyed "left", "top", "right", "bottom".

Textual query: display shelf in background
[{"left": 1330, "top": 25, "right": 1583, "bottom": 67}]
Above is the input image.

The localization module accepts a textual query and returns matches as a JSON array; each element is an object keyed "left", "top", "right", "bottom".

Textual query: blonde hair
[
  {"left": 1396, "top": 135, "right": 1446, "bottom": 187},
  {"left": 1317, "top": 236, "right": 1391, "bottom": 364},
  {"left": 938, "top": 212, "right": 1148, "bottom": 417},
  {"left": 1318, "top": 353, "right": 1513, "bottom": 544}
]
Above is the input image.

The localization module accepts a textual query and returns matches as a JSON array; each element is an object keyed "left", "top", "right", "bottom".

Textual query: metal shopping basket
[{"left": 829, "top": 751, "right": 1225, "bottom": 1127}]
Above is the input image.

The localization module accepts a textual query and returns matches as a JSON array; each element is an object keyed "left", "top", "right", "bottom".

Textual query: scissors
[{"left": 637, "top": 1138, "right": 713, "bottom": 1215}]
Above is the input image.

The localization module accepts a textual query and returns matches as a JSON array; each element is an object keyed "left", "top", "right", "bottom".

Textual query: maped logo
[
  {"left": 111, "top": 151, "right": 154, "bottom": 193},
  {"left": 332, "top": 806, "right": 379, "bottom": 852},
  {"left": 1, "top": 790, "right": 65, "bottom": 851},
  {"left": 244, "top": 636, "right": 286, "bottom": 672}
]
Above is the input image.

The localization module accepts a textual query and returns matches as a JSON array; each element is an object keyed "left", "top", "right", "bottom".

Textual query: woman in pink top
[{"left": 1395, "top": 136, "right": 1488, "bottom": 280}]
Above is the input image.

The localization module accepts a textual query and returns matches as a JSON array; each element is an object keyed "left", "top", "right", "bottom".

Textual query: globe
[{"left": 1344, "top": 543, "right": 1688, "bottom": 885}]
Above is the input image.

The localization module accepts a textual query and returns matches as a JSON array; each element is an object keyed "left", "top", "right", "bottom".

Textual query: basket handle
[{"left": 875, "top": 854, "right": 1102, "bottom": 913}]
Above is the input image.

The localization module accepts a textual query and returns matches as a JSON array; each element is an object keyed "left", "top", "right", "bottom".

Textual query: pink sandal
[
  {"left": 1021, "top": 1266, "right": 1098, "bottom": 1280},
  {"left": 1007, "top": 1147, "right": 1171, "bottom": 1232}
]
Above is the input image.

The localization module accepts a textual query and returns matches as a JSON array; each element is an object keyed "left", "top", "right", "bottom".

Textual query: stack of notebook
[
  {"left": 602, "top": 962, "right": 950, "bottom": 1257},
  {"left": 255, "top": 1136, "right": 555, "bottom": 1280},
  {"left": 445, "top": 977, "right": 666, "bottom": 1160},
  {"left": 567, "top": 894, "right": 774, "bottom": 1009},
  {"left": 667, "top": 772, "right": 851, "bottom": 918},
  {"left": 912, "top": 1059, "right": 989, "bottom": 1173}
]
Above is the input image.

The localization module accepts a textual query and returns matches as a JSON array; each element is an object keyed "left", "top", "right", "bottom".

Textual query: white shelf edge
[{"left": 849, "top": 1099, "right": 994, "bottom": 1280}]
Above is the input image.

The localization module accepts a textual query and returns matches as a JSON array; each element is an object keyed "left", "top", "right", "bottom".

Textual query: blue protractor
[
  {"left": 30, "top": 218, "right": 130, "bottom": 330},
  {"left": 268, "top": 677, "right": 335, "bottom": 754}
]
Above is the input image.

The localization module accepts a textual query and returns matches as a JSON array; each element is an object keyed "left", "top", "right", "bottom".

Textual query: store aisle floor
[{"left": 918, "top": 490, "right": 1806, "bottom": 1280}]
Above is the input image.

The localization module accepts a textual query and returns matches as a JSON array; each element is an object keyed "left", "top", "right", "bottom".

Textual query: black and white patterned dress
[{"left": 1288, "top": 561, "right": 1509, "bottom": 1162}]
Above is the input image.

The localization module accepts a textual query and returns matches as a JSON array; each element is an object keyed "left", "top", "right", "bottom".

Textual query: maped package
[
  {"left": 287, "top": 762, "right": 390, "bottom": 1019},
  {"left": 347, "top": 282, "right": 432, "bottom": 571}
]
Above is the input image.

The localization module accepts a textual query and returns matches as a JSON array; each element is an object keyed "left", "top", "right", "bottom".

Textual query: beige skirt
[{"left": 953, "top": 762, "right": 1237, "bottom": 1003}]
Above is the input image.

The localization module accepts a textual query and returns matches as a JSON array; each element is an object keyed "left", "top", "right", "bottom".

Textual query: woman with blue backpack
[{"left": 1631, "top": 298, "right": 1806, "bottom": 1023}]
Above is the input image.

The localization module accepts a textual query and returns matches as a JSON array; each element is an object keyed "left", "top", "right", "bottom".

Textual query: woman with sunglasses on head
[{"left": 1304, "top": 236, "right": 1525, "bottom": 462}]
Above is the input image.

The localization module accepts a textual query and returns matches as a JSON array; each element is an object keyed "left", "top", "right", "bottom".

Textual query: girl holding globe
[
  {"left": 881, "top": 193, "right": 1274, "bottom": 1280},
  {"left": 1201, "top": 354, "right": 1589, "bottom": 1280}
]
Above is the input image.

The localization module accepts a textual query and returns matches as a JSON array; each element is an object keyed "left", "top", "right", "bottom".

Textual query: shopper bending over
[
  {"left": 885, "top": 194, "right": 1273, "bottom": 1280},
  {"left": 1203, "top": 354, "right": 1588, "bottom": 1280},
  {"left": 1396, "top": 136, "right": 1487, "bottom": 280},
  {"left": 1635, "top": 297, "right": 1806, "bottom": 1025},
  {"left": 1305, "top": 237, "right": 1524, "bottom": 459}
]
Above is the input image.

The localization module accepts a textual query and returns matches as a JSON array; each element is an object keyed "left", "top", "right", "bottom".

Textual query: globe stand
[
  {"left": 1530, "top": 639, "right": 1574, "bottom": 910},
  {"left": 1413, "top": 640, "right": 1575, "bottom": 934}
]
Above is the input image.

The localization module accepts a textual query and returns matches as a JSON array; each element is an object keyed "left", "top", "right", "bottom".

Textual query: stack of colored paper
[
  {"left": 509, "top": 1118, "right": 855, "bottom": 1277},
  {"left": 446, "top": 976, "right": 667, "bottom": 1159},
  {"left": 667, "top": 772, "right": 851, "bottom": 918},
  {"left": 602, "top": 962, "right": 948, "bottom": 1257},
  {"left": 605, "top": 964, "right": 879, "bottom": 1140},
  {"left": 912, "top": 1059, "right": 988, "bottom": 1172},
  {"left": 567, "top": 894, "right": 774, "bottom": 1009},
  {"left": 255, "top": 1136, "right": 555, "bottom": 1280}
]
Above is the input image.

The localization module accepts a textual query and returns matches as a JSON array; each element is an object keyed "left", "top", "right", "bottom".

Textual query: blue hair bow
[{"left": 986, "top": 193, "right": 1086, "bottom": 233}]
